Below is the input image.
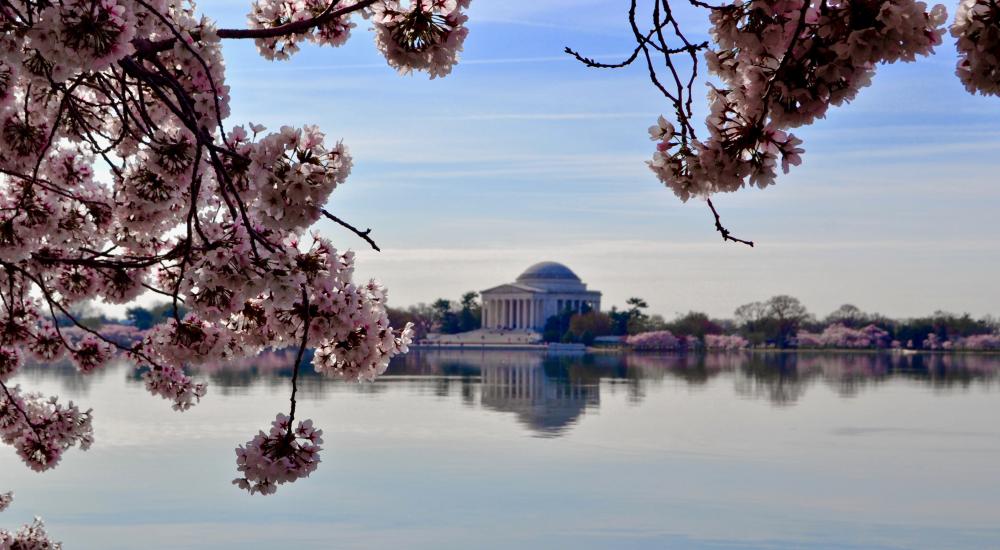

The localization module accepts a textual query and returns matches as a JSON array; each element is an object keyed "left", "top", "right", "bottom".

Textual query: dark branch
[
  {"left": 320, "top": 209, "right": 381, "bottom": 252},
  {"left": 707, "top": 198, "right": 754, "bottom": 247},
  {"left": 133, "top": 0, "right": 380, "bottom": 55}
]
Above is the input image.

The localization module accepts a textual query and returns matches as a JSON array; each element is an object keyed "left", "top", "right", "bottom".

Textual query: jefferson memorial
[{"left": 480, "top": 262, "right": 602, "bottom": 332}]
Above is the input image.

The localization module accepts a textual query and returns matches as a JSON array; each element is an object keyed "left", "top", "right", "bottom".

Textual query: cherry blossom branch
[
  {"left": 0, "top": 0, "right": 436, "bottom": 494},
  {"left": 0, "top": 380, "right": 41, "bottom": 437},
  {"left": 707, "top": 198, "right": 753, "bottom": 247},
  {"left": 217, "top": 0, "right": 378, "bottom": 40},
  {"left": 286, "top": 287, "right": 311, "bottom": 430},
  {"left": 133, "top": 0, "right": 380, "bottom": 56},
  {"left": 320, "top": 209, "right": 381, "bottom": 252}
]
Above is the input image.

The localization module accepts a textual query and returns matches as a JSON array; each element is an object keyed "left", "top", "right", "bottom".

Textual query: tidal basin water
[{"left": 4, "top": 350, "right": 1000, "bottom": 549}]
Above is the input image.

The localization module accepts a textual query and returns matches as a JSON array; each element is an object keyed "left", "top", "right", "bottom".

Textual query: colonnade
[
  {"left": 481, "top": 297, "right": 544, "bottom": 330},
  {"left": 482, "top": 297, "right": 601, "bottom": 330}
]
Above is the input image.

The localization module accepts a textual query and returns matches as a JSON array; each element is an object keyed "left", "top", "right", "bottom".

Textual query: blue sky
[{"left": 206, "top": 0, "right": 1000, "bottom": 320}]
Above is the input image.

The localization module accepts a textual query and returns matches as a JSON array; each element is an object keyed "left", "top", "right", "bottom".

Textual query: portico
[{"left": 480, "top": 262, "right": 602, "bottom": 331}]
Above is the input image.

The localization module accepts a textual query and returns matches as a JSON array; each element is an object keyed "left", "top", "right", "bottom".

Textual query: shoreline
[{"left": 410, "top": 344, "right": 1000, "bottom": 355}]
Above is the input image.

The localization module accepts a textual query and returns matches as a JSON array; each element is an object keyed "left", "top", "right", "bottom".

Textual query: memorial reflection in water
[
  {"left": 21, "top": 350, "right": 1000, "bottom": 437},
  {"left": 202, "top": 350, "right": 1000, "bottom": 436}
]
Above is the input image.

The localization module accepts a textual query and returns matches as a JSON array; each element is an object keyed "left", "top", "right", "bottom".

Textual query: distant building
[{"left": 480, "top": 262, "right": 602, "bottom": 332}]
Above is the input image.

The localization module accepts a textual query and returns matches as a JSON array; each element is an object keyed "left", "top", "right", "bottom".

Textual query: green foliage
[
  {"left": 608, "top": 296, "right": 654, "bottom": 335},
  {"left": 666, "top": 311, "right": 723, "bottom": 339},
  {"left": 734, "top": 295, "right": 812, "bottom": 347},
  {"left": 568, "top": 311, "right": 613, "bottom": 339},
  {"left": 543, "top": 308, "right": 574, "bottom": 342},
  {"left": 887, "top": 311, "right": 995, "bottom": 349},
  {"left": 390, "top": 292, "right": 482, "bottom": 337}
]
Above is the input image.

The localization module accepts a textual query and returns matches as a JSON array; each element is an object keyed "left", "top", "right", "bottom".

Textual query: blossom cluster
[
  {"left": 140, "top": 365, "right": 208, "bottom": 412},
  {"left": 0, "top": 385, "right": 93, "bottom": 472},
  {"left": 372, "top": 0, "right": 472, "bottom": 79},
  {"left": 923, "top": 332, "right": 1000, "bottom": 350},
  {"left": 0, "top": 492, "right": 11, "bottom": 513},
  {"left": 626, "top": 330, "right": 683, "bottom": 351},
  {"left": 233, "top": 414, "right": 323, "bottom": 495},
  {"left": 951, "top": 0, "right": 1000, "bottom": 96},
  {"left": 704, "top": 334, "right": 750, "bottom": 350},
  {"left": 248, "top": 0, "right": 356, "bottom": 60},
  {"left": 649, "top": 0, "right": 947, "bottom": 201},
  {"left": 795, "top": 324, "right": 891, "bottom": 349},
  {"left": 247, "top": 0, "right": 472, "bottom": 78},
  {"left": 627, "top": 331, "right": 749, "bottom": 351},
  {"left": 0, "top": 517, "right": 62, "bottom": 549}
]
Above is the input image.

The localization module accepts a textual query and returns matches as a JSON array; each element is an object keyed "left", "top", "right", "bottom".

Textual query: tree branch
[
  {"left": 320, "top": 209, "right": 381, "bottom": 252},
  {"left": 133, "top": 0, "right": 380, "bottom": 55},
  {"left": 706, "top": 198, "right": 754, "bottom": 247}
]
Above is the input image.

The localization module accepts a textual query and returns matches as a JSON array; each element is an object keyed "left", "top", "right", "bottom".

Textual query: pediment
[{"left": 481, "top": 283, "right": 545, "bottom": 295}]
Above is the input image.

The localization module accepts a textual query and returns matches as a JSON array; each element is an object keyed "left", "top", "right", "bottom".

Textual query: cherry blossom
[
  {"left": 649, "top": 0, "right": 947, "bottom": 202},
  {"left": 0, "top": 516, "right": 62, "bottom": 549},
  {"left": 233, "top": 414, "right": 323, "bottom": 495},
  {"left": 796, "top": 324, "right": 891, "bottom": 349},
  {"left": 569, "top": 0, "right": 993, "bottom": 242},
  {"left": 248, "top": 0, "right": 356, "bottom": 60},
  {"left": 0, "top": 0, "right": 454, "bottom": 508},
  {"left": 951, "top": 0, "right": 1000, "bottom": 96},
  {"left": 951, "top": 333, "right": 1000, "bottom": 350},
  {"left": 0, "top": 384, "right": 93, "bottom": 472},
  {"left": 626, "top": 330, "right": 682, "bottom": 351},
  {"left": 372, "top": 0, "right": 471, "bottom": 78},
  {"left": 704, "top": 334, "right": 750, "bottom": 350}
]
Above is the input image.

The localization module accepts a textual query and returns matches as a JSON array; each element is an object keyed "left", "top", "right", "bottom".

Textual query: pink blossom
[
  {"left": 704, "top": 334, "right": 750, "bottom": 350},
  {"left": 626, "top": 330, "right": 681, "bottom": 351},
  {"left": 233, "top": 414, "right": 323, "bottom": 495},
  {"left": 0, "top": 517, "right": 62, "bottom": 549},
  {"left": 648, "top": 0, "right": 947, "bottom": 201},
  {"left": 796, "top": 324, "right": 890, "bottom": 349},
  {"left": 951, "top": 0, "right": 1000, "bottom": 96},
  {"left": 0, "top": 384, "right": 93, "bottom": 472}
]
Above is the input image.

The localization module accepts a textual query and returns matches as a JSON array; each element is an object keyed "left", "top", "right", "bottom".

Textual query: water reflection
[
  {"left": 479, "top": 355, "right": 599, "bottom": 437},
  {"left": 19, "top": 350, "right": 1000, "bottom": 436}
]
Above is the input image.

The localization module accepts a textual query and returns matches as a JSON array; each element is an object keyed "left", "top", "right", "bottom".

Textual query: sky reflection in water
[{"left": 4, "top": 350, "right": 1000, "bottom": 549}]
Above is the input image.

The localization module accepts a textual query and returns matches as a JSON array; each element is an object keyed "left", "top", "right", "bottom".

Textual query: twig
[
  {"left": 706, "top": 198, "right": 754, "bottom": 247},
  {"left": 286, "top": 287, "right": 311, "bottom": 434},
  {"left": 320, "top": 209, "right": 381, "bottom": 252}
]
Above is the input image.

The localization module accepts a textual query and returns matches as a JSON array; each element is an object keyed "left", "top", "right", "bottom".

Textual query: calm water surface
[{"left": 3, "top": 350, "right": 1000, "bottom": 549}]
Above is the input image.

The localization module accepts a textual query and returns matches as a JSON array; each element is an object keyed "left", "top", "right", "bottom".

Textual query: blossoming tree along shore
[
  {"left": 569, "top": 0, "right": 1000, "bottom": 245},
  {"left": 0, "top": 0, "right": 471, "bottom": 542}
]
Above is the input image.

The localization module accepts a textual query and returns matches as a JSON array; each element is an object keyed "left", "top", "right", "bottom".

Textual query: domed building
[{"left": 480, "top": 262, "right": 602, "bottom": 331}]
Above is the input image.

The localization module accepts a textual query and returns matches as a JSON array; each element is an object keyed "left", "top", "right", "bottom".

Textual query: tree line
[{"left": 118, "top": 294, "right": 998, "bottom": 351}]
